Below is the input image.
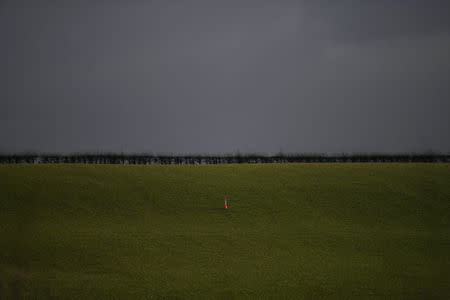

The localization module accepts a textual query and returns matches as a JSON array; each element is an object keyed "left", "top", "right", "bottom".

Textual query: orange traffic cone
[{"left": 223, "top": 197, "right": 228, "bottom": 209}]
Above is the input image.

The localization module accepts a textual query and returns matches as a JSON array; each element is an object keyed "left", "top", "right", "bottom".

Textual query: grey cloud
[
  {"left": 1, "top": 1, "right": 449, "bottom": 154},
  {"left": 303, "top": 0, "right": 450, "bottom": 43}
]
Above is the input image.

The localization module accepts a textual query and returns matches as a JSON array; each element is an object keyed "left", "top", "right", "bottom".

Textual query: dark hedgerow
[{"left": 0, "top": 152, "right": 449, "bottom": 164}]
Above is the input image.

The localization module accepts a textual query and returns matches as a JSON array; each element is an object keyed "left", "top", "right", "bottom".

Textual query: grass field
[{"left": 1, "top": 164, "right": 449, "bottom": 299}]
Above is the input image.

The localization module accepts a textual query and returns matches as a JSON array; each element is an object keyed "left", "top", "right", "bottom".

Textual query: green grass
[{"left": 0, "top": 163, "right": 449, "bottom": 299}]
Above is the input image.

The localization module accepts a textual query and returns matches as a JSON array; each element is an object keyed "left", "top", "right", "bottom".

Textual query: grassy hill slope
[{"left": 1, "top": 164, "right": 449, "bottom": 299}]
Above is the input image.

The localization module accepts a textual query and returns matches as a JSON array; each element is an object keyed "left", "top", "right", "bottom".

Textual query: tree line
[{"left": 0, "top": 153, "right": 449, "bottom": 164}]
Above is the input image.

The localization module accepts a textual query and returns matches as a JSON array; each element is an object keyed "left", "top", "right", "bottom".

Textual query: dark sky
[{"left": 2, "top": 0, "right": 450, "bottom": 154}]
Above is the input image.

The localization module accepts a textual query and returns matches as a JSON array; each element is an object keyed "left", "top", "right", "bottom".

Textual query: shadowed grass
[{"left": 0, "top": 164, "right": 449, "bottom": 299}]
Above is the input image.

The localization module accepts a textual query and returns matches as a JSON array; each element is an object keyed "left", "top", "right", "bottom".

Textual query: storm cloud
[{"left": 1, "top": 0, "right": 449, "bottom": 154}]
